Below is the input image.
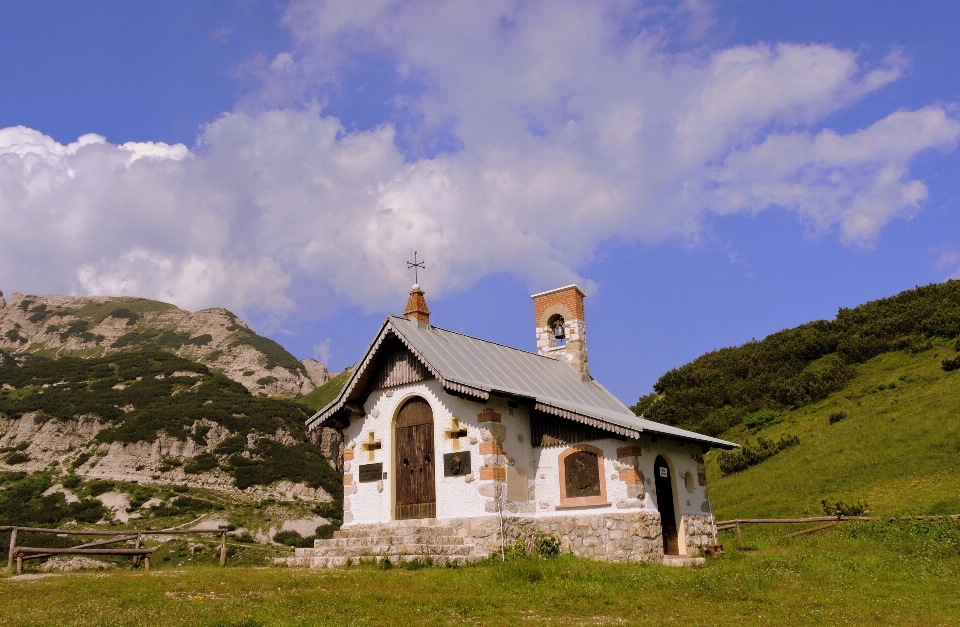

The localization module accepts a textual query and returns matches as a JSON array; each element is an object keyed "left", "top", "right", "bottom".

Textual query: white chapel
[{"left": 292, "top": 284, "right": 736, "bottom": 567}]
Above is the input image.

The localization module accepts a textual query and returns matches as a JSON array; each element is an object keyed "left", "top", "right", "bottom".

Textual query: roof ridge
[{"left": 388, "top": 314, "right": 567, "bottom": 363}]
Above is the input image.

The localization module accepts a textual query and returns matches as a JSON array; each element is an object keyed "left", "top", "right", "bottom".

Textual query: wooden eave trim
[{"left": 533, "top": 402, "right": 641, "bottom": 439}]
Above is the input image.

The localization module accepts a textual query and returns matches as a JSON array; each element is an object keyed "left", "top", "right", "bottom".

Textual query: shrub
[
  {"left": 184, "top": 453, "right": 218, "bottom": 474},
  {"left": 71, "top": 452, "right": 92, "bottom": 468},
  {"left": 107, "top": 308, "right": 140, "bottom": 326},
  {"left": 61, "top": 475, "right": 81, "bottom": 489},
  {"left": 534, "top": 532, "right": 561, "bottom": 559},
  {"left": 273, "top": 530, "right": 312, "bottom": 548},
  {"left": 717, "top": 435, "right": 801, "bottom": 475},
  {"left": 744, "top": 411, "right": 780, "bottom": 432},
  {"left": 829, "top": 411, "right": 848, "bottom": 424},
  {"left": 257, "top": 376, "right": 278, "bottom": 386},
  {"left": 504, "top": 538, "right": 527, "bottom": 560},
  {"left": 822, "top": 499, "right": 868, "bottom": 517},
  {"left": 172, "top": 484, "right": 189, "bottom": 493},
  {"left": 5, "top": 451, "right": 30, "bottom": 465},
  {"left": 943, "top": 355, "right": 960, "bottom": 372},
  {"left": 86, "top": 480, "right": 115, "bottom": 496},
  {"left": 184, "top": 334, "right": 213, "bottom": 347}
]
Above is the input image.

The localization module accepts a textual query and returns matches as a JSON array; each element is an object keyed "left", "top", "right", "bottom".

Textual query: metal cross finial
[{"left": 407, "top": 250, "right": 425, "bottom": 285}]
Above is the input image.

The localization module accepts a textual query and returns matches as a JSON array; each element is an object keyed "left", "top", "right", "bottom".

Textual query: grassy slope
[
  {"left": 297, "top": 368, "right": 351, "bottom": 413},
  {"left": 708, "top": 343, "right": 960, "bottom": 519}
]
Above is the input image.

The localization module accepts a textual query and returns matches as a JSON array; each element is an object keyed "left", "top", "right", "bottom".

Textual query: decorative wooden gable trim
[
  {"left": 529, "top": 410, "right": 614, "bottom": 447},
  {"left": 372, "top": 343, "right": 430, "bottom": 390}
]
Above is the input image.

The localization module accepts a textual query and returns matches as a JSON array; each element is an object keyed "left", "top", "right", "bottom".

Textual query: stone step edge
[{"left": 315, "top": 537, "right": 469, "bottom": 549}]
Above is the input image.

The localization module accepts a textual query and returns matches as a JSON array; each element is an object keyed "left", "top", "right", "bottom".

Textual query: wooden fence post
[
  {"left": 735, "top": 520, "right": 741, "bottom": 539},
  {"left": 220, "top": 531, "right": 227, "bottom": 567},
  {"left": 133, "top": 534, "right": 142, "bottom": 566},
  {"left": 16, "top": 554, "right": 22, "bottom": 575},
  {"left": 8, "top": 527, "right": 17, "bottom": 572}
]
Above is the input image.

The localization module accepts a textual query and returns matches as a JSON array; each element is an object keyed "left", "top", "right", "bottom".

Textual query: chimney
[
  {"left": 404, "top": 284, "right": 431, "bottom": 325},
  {"left": 532, "top": 285, "right": 588, "bottom": 379}
]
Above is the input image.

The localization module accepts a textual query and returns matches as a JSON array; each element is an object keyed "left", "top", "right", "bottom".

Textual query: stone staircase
[{"left": 287, "top": 521, "right": 491, "bottom": 568}]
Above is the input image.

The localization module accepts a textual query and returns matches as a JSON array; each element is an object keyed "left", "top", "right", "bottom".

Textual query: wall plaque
[
  {"left": 563, "top": 450, "right": 601, "bottom": 498},
  {"left": 443, "top": 451, "right": 471, "bottom": 477},
  {"left": 358, "top": 463, "right": 383, "bottom": 483}
]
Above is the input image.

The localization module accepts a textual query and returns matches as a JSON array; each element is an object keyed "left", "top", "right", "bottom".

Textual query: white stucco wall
[
  {"left": 343, "top": 379, "right": 496, "bottom": 526},
  {"left": 341, "top": 380, "right": 714, "bottom": 535}
]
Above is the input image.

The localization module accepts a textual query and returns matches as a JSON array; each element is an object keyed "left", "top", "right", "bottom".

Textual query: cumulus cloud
[{"left": 0, "top": 0, "right": 957, "bottom": 316}]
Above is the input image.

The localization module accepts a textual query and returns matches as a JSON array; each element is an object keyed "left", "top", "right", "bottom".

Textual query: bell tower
[{"left": 532, "top": 285, "right": 588, "bottom": 379}]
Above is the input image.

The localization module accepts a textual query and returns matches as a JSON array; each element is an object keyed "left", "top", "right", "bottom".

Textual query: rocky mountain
[
  {"left": 0, "top": 291, "right": 333, "bottom": 396},
  {"left": 0, "top": 351, "right": 343, "bottom": 541}
]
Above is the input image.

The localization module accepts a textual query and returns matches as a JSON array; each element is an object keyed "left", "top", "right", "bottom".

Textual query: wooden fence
[
  {"left": 716, "top": 514, "right": 960, "bottom": 539},
  {"left": 1, "top": 525, "right": 231, "bottom": 574}
]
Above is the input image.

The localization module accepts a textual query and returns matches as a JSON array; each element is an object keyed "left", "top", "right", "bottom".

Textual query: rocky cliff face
[
  {"left": 0, "top": 292, "right": 328, "bottom": 396},
  {"left": 0, "top": 412, "right": 330, "bottom": 503}
]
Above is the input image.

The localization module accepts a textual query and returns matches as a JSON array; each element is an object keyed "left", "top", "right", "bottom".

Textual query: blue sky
[{"left": 1, "top": 1, "right": 959, "bottom": 405}]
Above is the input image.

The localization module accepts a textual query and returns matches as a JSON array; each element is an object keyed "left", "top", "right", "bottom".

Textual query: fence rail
[
  {"left": 715, "top": 514, "right": 960, "bottom": 538},
  {"left": 3, "top": 524, "right": 231, "bottom": 574}
]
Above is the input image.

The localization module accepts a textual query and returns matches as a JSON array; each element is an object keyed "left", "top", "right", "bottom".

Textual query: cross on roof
[{"left": 407, "top": 250, "right": 425, "bottom": 285}]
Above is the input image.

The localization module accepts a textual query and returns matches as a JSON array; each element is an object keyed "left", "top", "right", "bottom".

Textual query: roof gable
[{"left": 308, "top": 315, "right": 736, "bottom": 450}]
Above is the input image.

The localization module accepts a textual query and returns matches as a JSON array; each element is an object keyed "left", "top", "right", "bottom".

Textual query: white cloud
[{"left": 0, "top": 1, "right": 957, "bottom": 316}]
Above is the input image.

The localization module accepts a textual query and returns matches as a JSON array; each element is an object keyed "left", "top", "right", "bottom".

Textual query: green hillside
[
  {"left": 297, "top": 367, "right": 352, "bottom": 413},
  {"left": 707, "top": 343, "right": 960, "bottom": 519},
  {"left": 633, "top": 280, "right": 960, "bottom": 437}
]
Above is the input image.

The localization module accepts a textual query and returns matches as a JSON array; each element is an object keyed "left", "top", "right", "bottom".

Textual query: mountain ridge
[{"left": 0, "top": 291, "right": 333, "bottom": 396}]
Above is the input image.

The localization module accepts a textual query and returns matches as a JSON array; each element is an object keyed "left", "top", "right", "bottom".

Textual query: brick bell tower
[{"left": 532, "top": 285, "right": 589, "bottom": 380}]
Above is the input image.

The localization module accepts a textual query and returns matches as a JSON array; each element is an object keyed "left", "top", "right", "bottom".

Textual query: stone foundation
[{"left": 289, "top": 511, "right": 718, "bottom": 568}]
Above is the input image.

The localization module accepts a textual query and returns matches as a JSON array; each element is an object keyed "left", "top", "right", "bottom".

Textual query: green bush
[
  {"left": 828, "top": 411, "right": 848, "bottom": 424},
  {"left": 534, "top": 532, "right": 561, "bottom": 559},
  {"left": 5, "top": 451, "right": 30, "bottom": 465},
  {"left": 717, "top": 435, "right": 801, "bottom": 475},
  {"left": 942, "top": 355, "right": 960, "bottom": 372},
  {"left": 86, "top": 480, "right": 115, "bottom": 496},
  {"left": 184, "top": 453, "right": 218, "bottom": 474},
  {"left": 822, "top": 499, "right": 868, "bottom": 517},
  {"left": 61, "top": 475, "right": 81, "bottom": 489},
  {"left": 107, "top": 308, "right": 140, "bottom": 325},
  {"left": 184, "top": 334, "right": 213, "bottom": 347},
  {"left": 273, "top": 530, "right": 313, "bottom": 548}
]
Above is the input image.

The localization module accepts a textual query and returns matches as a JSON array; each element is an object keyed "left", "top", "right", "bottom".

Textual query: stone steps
[
  {"left": 300, "top": 543, "right": 476, "bottom": 558},
  {"left": 287, "top": 522, "right": 489, "bottom": 568},
  {"left": 317, "top": 535, "right": 468, "bottom": 548}
]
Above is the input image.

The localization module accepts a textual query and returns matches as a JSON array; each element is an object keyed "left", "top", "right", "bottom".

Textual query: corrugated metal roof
[{"left": 309, "top": 315, "right": 736, "bottom": 450}]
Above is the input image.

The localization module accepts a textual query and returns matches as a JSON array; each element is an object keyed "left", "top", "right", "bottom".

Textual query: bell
[{"left": 552, "top": 320, "right": 565, "bottom": 340}]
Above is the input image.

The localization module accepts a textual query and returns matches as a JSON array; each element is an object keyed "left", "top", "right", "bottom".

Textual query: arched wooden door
[
  {"left": 395, "top": 397, "right": 436, "bottom": 520},
  {"left": 654, "top": 455, "right": 680, "bottom": 555}
]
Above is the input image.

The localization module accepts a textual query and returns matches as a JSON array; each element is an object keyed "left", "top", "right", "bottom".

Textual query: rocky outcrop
[
  {"left": 0, "top": 412, "right": 333, "bottom": 504},
  {"left": 0, "top": 292, "right": 324, "bottom": 396},
  {"left": 301, "top": 359, "right": 333, "bottom": 388}
]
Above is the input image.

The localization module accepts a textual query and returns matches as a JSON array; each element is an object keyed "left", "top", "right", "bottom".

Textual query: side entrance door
[
  {"left": 654, "top": 456, "right": 680, "bottom": 555},
  {"left": 395, "top": 397, "right": 436, "bottom": 520}
]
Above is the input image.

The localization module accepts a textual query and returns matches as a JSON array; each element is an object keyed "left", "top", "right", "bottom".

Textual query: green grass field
[
  {"left": 707, "top": 343, "right": 960, "bottom": 519},
  {"left": 2, "top": 521, "right": 959, "bottom": 626}
]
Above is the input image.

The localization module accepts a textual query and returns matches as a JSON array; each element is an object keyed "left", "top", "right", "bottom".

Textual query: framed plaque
[
  {"left": 358, "top": 463, "right": 383, "bottom": 483},
  {"left": 443, "top": 451, "right": 471, "bottom": 477}
]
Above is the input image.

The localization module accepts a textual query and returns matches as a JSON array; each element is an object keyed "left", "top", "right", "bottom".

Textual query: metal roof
[{"left": 309, "top": 315, "right": 737, "bottom": 450}]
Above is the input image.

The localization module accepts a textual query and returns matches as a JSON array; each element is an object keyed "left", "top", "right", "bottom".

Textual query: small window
[{"left": 558, "top": 445, "right": 608, "bottom": 507}]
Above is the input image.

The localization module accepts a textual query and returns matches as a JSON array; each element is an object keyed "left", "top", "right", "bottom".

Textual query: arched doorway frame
[
  {"left": 392, "top": 393, "right": 437, "bottom": 521},
  {"left": 653, "top": 454, "right": 687, "bottom": 556}
]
